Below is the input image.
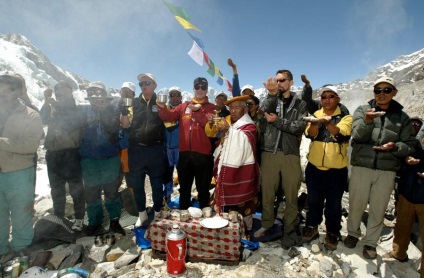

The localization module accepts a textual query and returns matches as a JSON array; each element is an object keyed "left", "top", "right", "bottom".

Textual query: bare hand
[
  {"left": 365, "top": 108, "right": 386, "bottom": 123},
  {"left": 264, "top": 112, "right": 278, "bottom": 123},
  {"left": 418, "top": 172, "right": 424, "bottom": 178},
  {"left": 405, "top": 156, "right": 420, "bottom": 165},
  {"left": 189, "top": 103, "right": 201, "bottom": 112},
  {"left": 263, "top": 77, "right": 278, "bottom": 95},
  {"left": 227, "top": 58, "right": 236, "bottom": 69},
  {"left": 373, "top": 142, "right": 397, "bottom": 152},
  {"left": 44, "top": 88, "right": 53, "bottom": 100},
  {"left": 301, "top": 74, "right": 310, "bottom": 87},
  {"left": 156, "top": 102, "right": 165, "bottom": 108}
]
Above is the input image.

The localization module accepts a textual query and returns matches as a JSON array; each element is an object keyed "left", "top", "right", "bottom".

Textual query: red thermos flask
[{"left": 166, "top": 224, "right": 187, "bottom": 276}]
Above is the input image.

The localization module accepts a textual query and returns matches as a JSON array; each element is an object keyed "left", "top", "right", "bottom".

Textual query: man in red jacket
[{"left": 157, "top": 77, "right": 216, "bottom": 209}]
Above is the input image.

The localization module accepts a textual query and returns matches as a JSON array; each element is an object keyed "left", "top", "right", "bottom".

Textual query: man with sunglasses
[
  {"left": 0, "top": 73, "right": 43, "bottom": 259},
  {"left": 254, "top": 70, "right": 308, "bottom": 249},
  {"left": 157, "top": 77, "right": 216, "bottom": 210},
  {"left": 344, "top": 76, "right": 416, "bottom": 260},
  {"left": 79, "top": 81, "right": 125, "bottom": 236},
  {"left": 123, "top": 73, "right": 166, "bottom": 227},
  {"left": 302, "top": 86, "right": 352, "bottom": 250}
]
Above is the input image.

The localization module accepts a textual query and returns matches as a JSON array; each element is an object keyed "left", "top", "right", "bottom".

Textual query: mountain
[{"left": 1, "top": 33, "right": 424, "bottom": 117}]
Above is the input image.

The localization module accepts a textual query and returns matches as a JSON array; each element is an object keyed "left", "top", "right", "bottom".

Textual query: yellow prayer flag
[{"left": 175, "top": 16, "right": 201, "bottom": 32}]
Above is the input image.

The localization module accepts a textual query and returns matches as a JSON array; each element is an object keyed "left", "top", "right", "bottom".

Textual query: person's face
[
  {"left": 139, "top": 77, "right": 157, "bottom": 100},
  {"left": 120, "top": 88, "right": 135, "bottom": 99},
  {"left": 242, "top": 89, "right": 254, "bottom": 96},
  {"left": 169, "top": 90, "right": 182, "bottom": 107},
  {"left": 0, "top": 82, "right": 18, "bottom": 110},
  {"left": 246, "top": 99, "right": 258, "bottom": 114},
  {"left": 193, "top": 83, "right": 208, "bottom": 99},
  {"left": 215, "top": 95, "right": 227, "bottom": 108},
  {"left": 228, "top": 100, "right": 247, "bottom": 123},
  {"left": 320, "top": 91, "right": 340, "bottom": 112},
  {"left": 55, "top": 85, "right": 73, "bottom": 102},
  {"left": 373, "top": 82, "right": 397, "bottom": 109},
  {"left": 411, "top": 120, "right": 422, "bottom": 136},
  {"left": 275, "top": 73, "right": 293, "bottom": 94}
]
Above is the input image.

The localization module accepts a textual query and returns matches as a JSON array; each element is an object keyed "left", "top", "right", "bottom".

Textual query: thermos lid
[{"left": 167, "top": 224, "right": 185, "bottom": 240}]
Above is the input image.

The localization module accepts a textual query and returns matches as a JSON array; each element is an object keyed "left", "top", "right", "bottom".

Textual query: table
[{"left": 145, "top": 212, "right": 245, "bottom": 262}]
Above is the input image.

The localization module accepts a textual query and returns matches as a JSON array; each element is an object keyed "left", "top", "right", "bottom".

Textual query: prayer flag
[
  {"left": 187, "top": 41, "right": 204, "bottom": 66},
  {"left": 163, "top": 0, "right": 190, "bottom": 21},
  {"left": 187, "top": 31, "right": 205, "bottom": 49},
  {"left": 226, "top": 80, "right": 233, "bottom": 92},
  {"left": 175, "top": 16, "right": 201, "bottom": 32},
  {"left": 217, "top": 74, "right": 224, "bottom": 86}
]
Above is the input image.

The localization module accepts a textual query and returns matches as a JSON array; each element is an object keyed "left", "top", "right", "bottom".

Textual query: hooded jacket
[
  {"left": 158, "top": 97, "right": 216, "bottom": 155},
  {"left": 350, "top": 99, "right": 416, "bottom": 171},
  {"left": 261, "top": 92, "right": 308, "bottom": 155},
  {"left": 0, "top": 101, "right": 43, "bottom": 173}
]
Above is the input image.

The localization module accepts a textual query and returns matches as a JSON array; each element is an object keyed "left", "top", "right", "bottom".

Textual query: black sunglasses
[
  {"left": 246, "top": 102, "right": 254, "bottom": 106},
  {"left": 276, "top": 78, "right": 290, "bottom": 83},
  {"left": 139, "top": 81, "right": 153, "bottom": 87},
  {"left": 412, "top": 122, "right": 422, "bottom": 127},
  {"left": 320, "top": 95, "right": 337, "bottom": 100},
  {"left": 374, "top": 87, "right": 394, "bottom": 94},
  {"left": 170, "top": 94, "right": 181, "bottom": 97},
  {"left": 194, "top": 84, "right": 207, "bottom": 91}
]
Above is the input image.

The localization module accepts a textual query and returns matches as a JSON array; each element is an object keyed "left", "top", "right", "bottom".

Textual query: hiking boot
[
  {"left": 302, "top": 226, "right": 319, "bottom": 243},
  {"left": 343, "top": 235, "right": 359, "bottom": 249},
  {"left": 85, "top": 225, "right": 102, "bottom": 236},
  {"left": 110, "top": 219, "right": 126, "bottom": 236},
  {"left": 363, "top": 245, "right": 377, "bottom": 259},
  {"left": 282, "top": 230, "right": 302, "bottom": 250},
  {"left": 72, "top": 219, "right": 84, "bottom": 232},
  {"left": 324, "top": 232, "right": 339, "bottom": 250}
]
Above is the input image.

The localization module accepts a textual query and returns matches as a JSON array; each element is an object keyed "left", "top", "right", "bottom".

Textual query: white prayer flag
[{"left": 187, "top": 41, "right": 203, "bottom": 66}]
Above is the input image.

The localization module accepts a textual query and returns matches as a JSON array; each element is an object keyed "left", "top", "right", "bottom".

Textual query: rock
[
  {"left": 334, "top": 268, "right": 345, "bottom": 278},
  {"left": 319, "top": 257, "right": 335, "bottom": 277},
  {"left": 105, "top": 234, "right": 135, "bottom": 262},
  {"left": 47, "top": 244, "right": 72, "bottom": 270},
  {"left": 288, "top": 247, "right": 301, "bottom": 258},
  {"left": 90, "top": 261, "right": 115, "bottom": 278},
  {"left": 311, "top": 243, "right": 321, "bottom": 254},
  {"left": 107, "top": 263, "right": 136, "bottom": 277},
  {"left": 114, "top": 245, "right": 142, "bottom": 269},
  {"left": 59, "top": 244, "right": 84, "bottom": 269},
  {"left": 84, "top": 244, "right": 111, "bottom": 263}
]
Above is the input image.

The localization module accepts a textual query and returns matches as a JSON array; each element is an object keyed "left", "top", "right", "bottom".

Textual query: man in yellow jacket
[{"left": 301, "top": 85, "right": 352, "bottom": 250}]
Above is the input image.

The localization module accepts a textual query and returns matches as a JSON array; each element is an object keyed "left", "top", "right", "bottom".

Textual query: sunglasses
[
  {"left": 246, "top": 102, "right": 254, "bottom": 106},
  {"left": 170, "top": 94, "right": 181, "bottom": 97},
  {"left": 320, "top": 95, "right": 337, "bottom": 100},
  {"left": 373, "top": 87, "right": 394, "bottom": 94},
  {"left": 276, "top": 78, "right": 290, "bottom": 83},
  {"left": 194, "top": 84, "right": 207, "bottom": 91},
  {"left": 90, "top": 99, "right": 108, "bottom": 104},
  {"left": 412, "top": 122, "right": 422, "bottom": 127},
  {"left": 139, "top": 81, "right": 153, "bottom": 87}
]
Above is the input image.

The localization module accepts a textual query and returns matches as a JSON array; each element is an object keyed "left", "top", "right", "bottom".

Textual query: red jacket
[{"left": 158, "top": 98, "right": 216, "bottom": 155}]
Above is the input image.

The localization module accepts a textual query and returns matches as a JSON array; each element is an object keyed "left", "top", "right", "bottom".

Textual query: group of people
[{"left": 1, "top": 60, "right": 423, "bottom": 270}]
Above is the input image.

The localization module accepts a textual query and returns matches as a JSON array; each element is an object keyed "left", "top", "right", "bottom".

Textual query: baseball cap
[
  {"left": 193, "top": 77, "right": 208, "bottom": 87},
  {"left": 86, "top": 81, "right": 108, "bottom": 98},
  {"left": 374, "top": 76, "right": 397, "bottom": 89},
  {"left": 318, "top": 85, "right": 338, "bottom": 96},
  {"left": 215, "top": 92, "right": 228, "bottom": 99},
  {"left": 137, "top": 73, "right": 156, "bottom": 83},
  {"left": 241, "top": 84, "right": 255, "bottom": 94},
  {"left": 121, "top": 82, "right": 136, "bottom": 92},
  {"left": 168, "top": 86, "right": 182, "bottom": 94}
]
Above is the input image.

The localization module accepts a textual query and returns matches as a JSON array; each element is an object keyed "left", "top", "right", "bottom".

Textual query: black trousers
[{"left": 177, "top": 151, "right": 213, "bottom": 209}]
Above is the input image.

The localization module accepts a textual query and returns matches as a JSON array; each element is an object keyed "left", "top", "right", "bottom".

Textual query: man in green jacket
[{"left": 344, "top": 76, "right": 416, "bottom": 260}]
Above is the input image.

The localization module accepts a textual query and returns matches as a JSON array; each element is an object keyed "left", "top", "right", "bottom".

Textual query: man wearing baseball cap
[
  {"left": 157, "top": 77, "right": 216, "bottom": 210},
  {"left": 344, "top": 76, "right": 416, "bottom": 259},
  {"left": 123, "top": 73, "right": 166, "bottom": 227}
]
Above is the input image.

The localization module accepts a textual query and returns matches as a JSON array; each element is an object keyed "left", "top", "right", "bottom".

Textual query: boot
[{"left": 110, "top": 218, "right": 126, "bottom": 236}]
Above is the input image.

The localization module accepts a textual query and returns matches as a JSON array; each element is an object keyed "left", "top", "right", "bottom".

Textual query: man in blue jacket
[{"left": 80, "top": 82, "right": 125, "bottom": 236}]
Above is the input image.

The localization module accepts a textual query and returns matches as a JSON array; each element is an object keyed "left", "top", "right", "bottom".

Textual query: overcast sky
[{"left": 1, "top": 0, "right": 423, "bottom": 94}]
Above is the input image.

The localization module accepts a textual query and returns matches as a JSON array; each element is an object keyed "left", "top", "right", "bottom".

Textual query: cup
[
  {"left": 157, "top": 94, "right": 168, "bottom": 103},
  {"left": 202, "top": 207, "right": 212, "bottom": 218},
  {"left": 229, "top": 211, "right": 238, "bottom": 223},
  {"left": 180, "top": 210, "right": 190, "bottom": 222},
  {"left": 122, "top": 97, "right": 132, "bottom": 107}
]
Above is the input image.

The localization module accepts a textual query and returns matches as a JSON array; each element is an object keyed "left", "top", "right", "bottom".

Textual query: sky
[{"left": 1, "top": 0, "right": 424, "bottom": 94}]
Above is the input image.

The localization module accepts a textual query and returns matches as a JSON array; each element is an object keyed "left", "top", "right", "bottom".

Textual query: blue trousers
[
  {"left": 128, "top": 144, "right": 166, "bottom": 212},
  {"left": 305, "top": 163, "right": 347, "bottom": 234},
  {"left": 0, "top": 167, "right": 35, "bottom": 255}
]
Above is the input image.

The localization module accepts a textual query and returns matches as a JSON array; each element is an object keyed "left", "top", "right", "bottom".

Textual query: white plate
[{"left": 200, "top": 217, "right": 229, "bottom": 229}]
